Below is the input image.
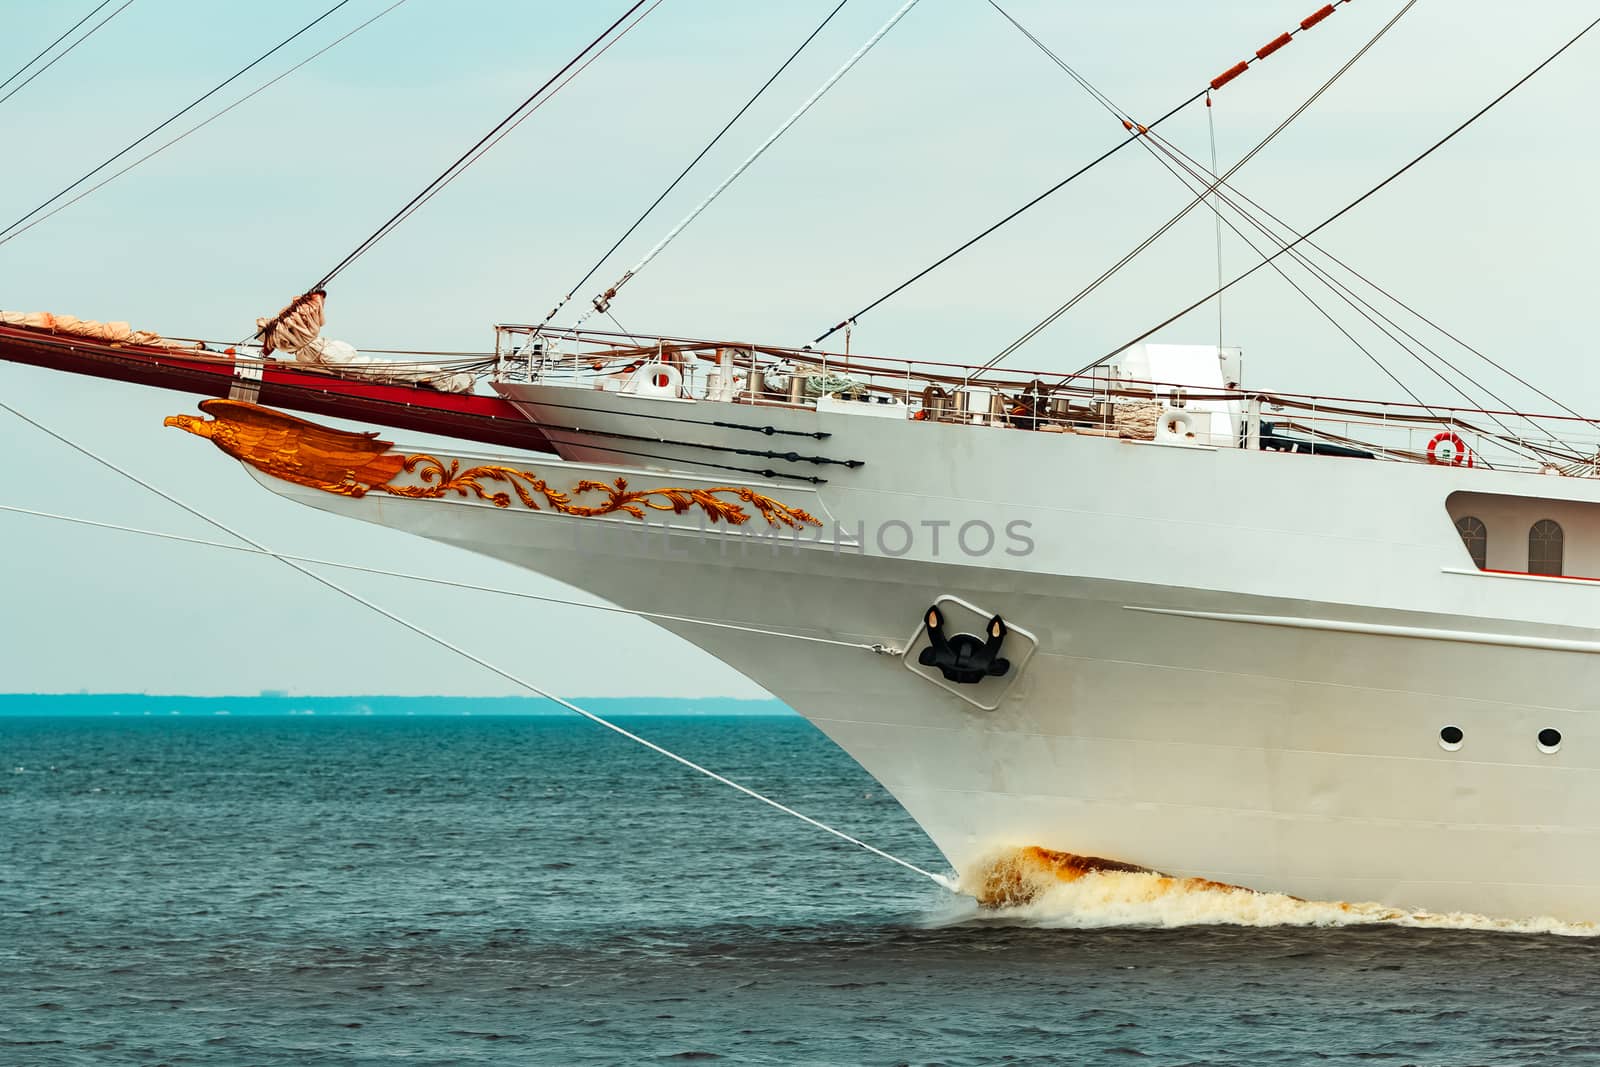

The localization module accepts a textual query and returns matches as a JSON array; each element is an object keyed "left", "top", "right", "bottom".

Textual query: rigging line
[
  {"left": 1134, "top": 126, "right": 1432, "bottom": 412},
  {"left": 988, "top": 0, "right": 1418, "bottom": 371},
  {"left": 603, "top": 309, "right": 644, "bottom": 345},
  {"left": 1024, "top": 24, "right": 1486, "bottom": 423},
  {"left": 306, "top": 0, "right": 652, "bottom": 293},
  {"left": 575, "top": 0, "right": 926, "bottom": 330},
  {"left": 0, "top": 0, "right": 115, "bottom": 95},
  {"left": 0, "top": 0, "right": 412, "bottom": 249},
  {"left": 987, "top": 1, "right": 1551, "bottom": 451},
  {"left": 1121, "top": 123, "right": 1439, "bottom": 416},
  {"left": 0, "top": 503, "right": 892, "bottom": 654},
  {"left": 0, "top": 0, "right": 134, "bottom": 108},
  {"left": 1018, "top": 0, "right": 1568, "bottom": 448},
  {"left": 1134, "top": 128, "right": 1599, "bottom": 434},
  {"left": 808, "top": 0, "right": 1361, "bottom": 349},
  {"left": 539, "top": 0, "right": 854, "bottom": 329},
  {"left": 0, "top": 401, "right": 947, "bottom": 889},
  {"left": 807, "top": 89, "right": 1206, "bottom": 347},
  {"left": 1132, "top": 130, "right": 1537, "bottom": 439},
  {"left": 1137, "top": 127, "right": 1552, "bottom": 447},
  {"left": 0, "top": 0, "right": 355, "bottom": 242},
  {"left": 340, "top": 0, "right": 667, "bottom": 277},
  {"left": 1207, "top": 94, "right": 1224, "bottom": 354},
  {"left": 1061, "top": 9, "right": 1600, "bottom": 387}
]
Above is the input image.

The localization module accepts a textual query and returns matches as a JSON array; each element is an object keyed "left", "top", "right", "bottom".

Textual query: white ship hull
[{"left": 229, "top": 382, "right": 1600, "bottom": 923}]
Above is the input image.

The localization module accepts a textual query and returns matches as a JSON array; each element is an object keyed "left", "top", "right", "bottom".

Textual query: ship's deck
[{"left": 491, "top": 323, "right": 1600, "bottom": 478}]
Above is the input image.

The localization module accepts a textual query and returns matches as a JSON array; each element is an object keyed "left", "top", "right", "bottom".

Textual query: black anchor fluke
[{"left": 918, "top": 605, "right": 1011, "bottom": 684}]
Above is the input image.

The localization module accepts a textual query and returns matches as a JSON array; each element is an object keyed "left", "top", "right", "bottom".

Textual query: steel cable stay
[
  {"left": 1129, "top": 129, "right": 1578, "bottom": 458},
  {"left": 1011, "top": 2, "right": 1573, "bottom": 447},
  {"left": 538, "top": 0, "right": 855, "bottom": 330},
  {"left": 569, "top": 0, "right": 927, "bottom": 332},
  {"left": 986, "top": 3, "right": 1557, "bottom": 455},
  {"left": 805, "top": 88, "right": 1208, "bottom": 348},
  {"left": 1207, "top": 92, "right": 1225, "bottom": 356},
  {"left": 807, "top": 0, "right": 1363, "bottom": 348},
  {"left": 0, "top": 0, "right": 135, "bottom": 108},
  {"left": 1060, "top": 10, "right": 1600, "bottom": 388},
  {"left": 985, "top": 0, "right": 1447, "bottom": 424},
  {"left": 1130, "top": 123, "right": 1600, "bottom": 437},
  {"left": 0, "top": 400, "right": 950, "bottom": 890},
  {"left": 0, "top": 0, "right": 414, "bottom": 249},
  {"left": 986, "top": 0, "right": 1421, "bottom": 373},
  {"left": 1126, "top": 132, "right": 1557, "bottom": 464},
  {"left": 305, "top": 0, "right": 656, "bottom": 296},
  {"left": 0, "top": 0, "right": 358, "bottom": 243},
  {"left": 0, "top": 0, "right": 116, "bottom": 95},
  {"left": 1133, "top": 133, "right": 1464, "bottom": 432},
  {"left": 318, "top": 0, "right": 669, "bottom": 296},
  {"left": 1102, "top": 96, "right": 1588, "bottom": 447},
  {"left": 0, "top": 503, "right": 895, "bottom": 655}
]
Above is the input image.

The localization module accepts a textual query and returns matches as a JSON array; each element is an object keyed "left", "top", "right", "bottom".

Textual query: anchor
[{"left": 918, "top": 605, "right": 1011, "bottom": 684}]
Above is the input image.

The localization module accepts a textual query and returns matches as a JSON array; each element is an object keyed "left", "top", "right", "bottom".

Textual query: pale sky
[{"left": 1, "top": 0, "right": 1596, "bottom": 696}]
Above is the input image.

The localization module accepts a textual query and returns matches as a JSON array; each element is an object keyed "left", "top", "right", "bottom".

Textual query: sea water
[{"left": 4, "top": 713, "right": 1598, "bottom": 1065}]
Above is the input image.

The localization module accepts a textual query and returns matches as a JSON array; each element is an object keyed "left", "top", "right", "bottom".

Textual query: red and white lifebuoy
[{"left": 1427, "top": 431, "right": 1473, "bottom": 468}]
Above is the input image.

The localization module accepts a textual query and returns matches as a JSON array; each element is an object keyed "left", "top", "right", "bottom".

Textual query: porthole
[
  {"left": 1538, "top": 728, "right": 1563, "bottom": 754},
  {"left": 1438, "top": 725, "right": 1464, "bottom": 752}
]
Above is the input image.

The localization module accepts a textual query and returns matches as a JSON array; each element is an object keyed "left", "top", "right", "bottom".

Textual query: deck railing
[{"left": 492, "top": 323, "right": 1600, "bottom": 477}]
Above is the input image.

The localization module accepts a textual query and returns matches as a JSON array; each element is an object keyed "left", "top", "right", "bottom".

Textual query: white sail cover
[{"left": 257, "top": 291, "right": 474, "bottom": 394}]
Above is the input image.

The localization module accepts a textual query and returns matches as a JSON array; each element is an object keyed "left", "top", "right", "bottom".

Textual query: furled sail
[
  {"left": 0, "top": 310, "right": 184, "bottom": 348},
  {"left": 257, "top": 290, "right": 474, "bottom": 394}
]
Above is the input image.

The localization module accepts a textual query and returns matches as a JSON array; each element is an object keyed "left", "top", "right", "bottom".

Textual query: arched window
[
  {"left": 1454, "top": 516, "right": 1487, "bottom": 570},
  {"left": 1529, "top": 519, "right": 1564, "bottom": 577}
]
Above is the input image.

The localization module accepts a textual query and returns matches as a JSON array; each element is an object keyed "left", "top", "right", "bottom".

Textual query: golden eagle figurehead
[
  {"left": 163, "top": 398, "right": 406, "bottom": 498},
  {"left": 162, "top": 412, "right": 213, "bottom": 437}
]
